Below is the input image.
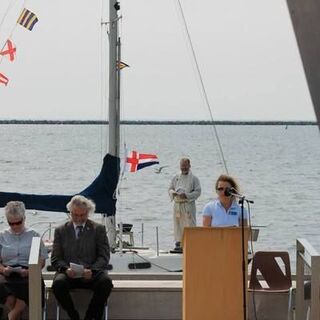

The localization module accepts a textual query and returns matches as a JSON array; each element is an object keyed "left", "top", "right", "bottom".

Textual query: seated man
[{"left": 51, "top": 195, "right": 113, "bottom": 320}]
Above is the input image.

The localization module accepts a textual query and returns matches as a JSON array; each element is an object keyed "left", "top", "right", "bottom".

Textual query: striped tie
[{"left": 76, "top": 225, "right": 83, "bottom": 239}]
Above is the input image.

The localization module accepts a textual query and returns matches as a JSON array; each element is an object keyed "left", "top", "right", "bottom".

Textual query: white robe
[{"left": 168, "top": 171, "right": 201, "bottom": 242}]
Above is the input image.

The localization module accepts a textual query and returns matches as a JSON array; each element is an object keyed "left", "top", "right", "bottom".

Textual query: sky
[{"left": 0, "top": 0, "right": 316, "bottom": 121}]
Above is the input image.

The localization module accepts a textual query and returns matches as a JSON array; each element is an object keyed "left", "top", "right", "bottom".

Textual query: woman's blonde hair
[{"left": 215, "top": 174, "right": 240, "bottom": 192}]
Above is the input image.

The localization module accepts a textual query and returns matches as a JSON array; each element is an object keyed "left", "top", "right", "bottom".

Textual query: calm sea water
[{"left": 0, "top": 124, "right": 319, "bottom": 267}]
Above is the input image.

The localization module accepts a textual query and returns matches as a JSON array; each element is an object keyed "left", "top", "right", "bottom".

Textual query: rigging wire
[
  {"left": 115, "top": 15, "right": 130, "bottom": 218},
  {"left": 0, "top": 1, "right": 12, "bottom": 34},
  {"left": 175, "top": 0, "right": 229, "bottom": 174},
  {"left": 0, "top": 0, "right": 26, "bottom": 65},
  {"left": 119, "top": 15, "right": 127, "bottom": 158},
  {"left": 117, "top": 15, "right": 129, "bottom": 197},
  {"left": 0, "top": 0, "right": 21, "bottom": 33}
]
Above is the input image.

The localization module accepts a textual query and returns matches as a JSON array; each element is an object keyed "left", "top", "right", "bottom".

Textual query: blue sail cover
[{"left": 0, "top": 154, "right": 120, "bottom": 216}]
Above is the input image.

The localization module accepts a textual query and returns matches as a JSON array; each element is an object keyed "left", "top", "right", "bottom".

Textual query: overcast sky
[{"left": 0, "top": 0, "right": 316, "bottom": 121}]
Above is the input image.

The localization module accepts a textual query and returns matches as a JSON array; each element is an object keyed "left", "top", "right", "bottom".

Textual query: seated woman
[
  {"left": 202, "top": 174, "right": 248, "bottom": 227},
  {"left": 0, "top": 201, "right": 48, "bottom": 320}
]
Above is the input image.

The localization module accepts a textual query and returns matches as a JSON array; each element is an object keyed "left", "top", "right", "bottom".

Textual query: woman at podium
[{"left": 202, "top": 174, "right": 248, "bottom": 227}]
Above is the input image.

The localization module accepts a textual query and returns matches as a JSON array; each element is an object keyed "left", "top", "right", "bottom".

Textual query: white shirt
[
  {"left": 202, "top": 199, "right": 248, "bottom": 227},
  {"left": 73, "top": 223, "right": 86, "bottom": 238}
]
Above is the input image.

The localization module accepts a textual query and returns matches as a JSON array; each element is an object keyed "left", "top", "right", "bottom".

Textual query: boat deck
[{"left": 14, "top": 237, "right": 320, "bottom": 320}]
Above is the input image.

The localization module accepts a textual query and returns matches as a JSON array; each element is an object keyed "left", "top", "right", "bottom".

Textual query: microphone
[
  {"left": 224, "top": 187, "right": 238, "bottom": 197},
  {"left": 224, "top": 187, "right": 254, "bottom": 203}
]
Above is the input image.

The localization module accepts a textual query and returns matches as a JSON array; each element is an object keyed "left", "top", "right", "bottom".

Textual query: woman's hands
[
  {"left": 0, "top": 265, "right": 29, "bottom": 277},
  {"left": 0, "top": 265, "right": 13, "bottom": 276},
  {"left": 19, "top": 268, "right": 29, "bottom": 277}
]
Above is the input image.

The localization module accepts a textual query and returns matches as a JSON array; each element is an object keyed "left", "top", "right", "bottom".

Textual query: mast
[
  {"left": 108, "top": 0, "right": 120, "bottom": 157},
  {"left": 105, "top": 0, "right": 120, "bottom": 249}
]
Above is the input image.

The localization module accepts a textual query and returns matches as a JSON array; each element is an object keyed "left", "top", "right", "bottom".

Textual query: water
[{"left": 0, "top": 124, "right": 319, "bottom": 268}]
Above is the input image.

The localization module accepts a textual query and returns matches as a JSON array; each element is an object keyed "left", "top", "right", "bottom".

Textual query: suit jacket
[{"left": 51, "top": 219, "right": 110, "bottom": 272}]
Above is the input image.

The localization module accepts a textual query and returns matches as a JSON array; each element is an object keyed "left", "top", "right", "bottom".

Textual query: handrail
[
  {"left": 28, "top": 237, "right": 42, "bottom": 320},
  {"left": 296, "top": 238, "right": 320, "bottom": 320},
  {"left": 298, "top": 238, "right": 319, "bottom": 257}
]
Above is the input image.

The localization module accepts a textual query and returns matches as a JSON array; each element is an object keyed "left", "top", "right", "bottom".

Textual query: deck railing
[
  {"left": 296, "top": 238, "right": 320, "bottom": 320},
  {"left": 28, "top": 237, "right": 42, "bottom": 320}
]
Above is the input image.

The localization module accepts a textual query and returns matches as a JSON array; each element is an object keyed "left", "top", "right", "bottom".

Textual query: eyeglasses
[
  {"left": 216, "top": 187, "right": 226, "bottom": 192},
  {"left": 8, "top": 219, "right": 23, "bottom": 226}
]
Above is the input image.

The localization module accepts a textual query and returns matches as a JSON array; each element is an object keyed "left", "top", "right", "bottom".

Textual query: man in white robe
[{"left": 168, "top": 158, "right": 201, "bottom": 251}]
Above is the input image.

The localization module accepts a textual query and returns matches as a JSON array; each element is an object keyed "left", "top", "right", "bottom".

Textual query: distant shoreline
[{"left": 0, "top": 120, "right": 317, "bottom": 125}]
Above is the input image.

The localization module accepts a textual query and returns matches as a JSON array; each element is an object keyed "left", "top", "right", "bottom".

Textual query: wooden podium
[{"left": 183, "top": 227, "right": 249, "bottom": 320}]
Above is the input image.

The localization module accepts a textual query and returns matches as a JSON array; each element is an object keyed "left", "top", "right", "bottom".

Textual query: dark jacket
[{"left": 51, "top": 219, "right": 110, "bottom": 272}]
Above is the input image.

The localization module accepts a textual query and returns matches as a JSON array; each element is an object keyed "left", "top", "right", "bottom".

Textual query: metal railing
[{"left": 296, "top": 238, "right": 320, "bottom": 320}]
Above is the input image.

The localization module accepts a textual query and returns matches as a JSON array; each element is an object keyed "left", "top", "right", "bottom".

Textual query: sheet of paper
[
  {"left": 175, "top": 187, "right": 185, "bottom": 195},
  {"left": 70, "top": 262, "right": 84, "bottom": 278}
]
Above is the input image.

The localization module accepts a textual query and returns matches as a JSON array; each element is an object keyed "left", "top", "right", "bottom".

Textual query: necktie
[{"left": 76, "top": 225, "right": 84, "bottom": 239}]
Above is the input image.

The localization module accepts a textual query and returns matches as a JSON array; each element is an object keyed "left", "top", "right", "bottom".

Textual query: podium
[{"left": 183, "top": 227, "right": 249, "bottom": 320}]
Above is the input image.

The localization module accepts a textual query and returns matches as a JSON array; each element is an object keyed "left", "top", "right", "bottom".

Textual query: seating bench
[{"left": 44, "top": 279, "right": 182, "bottom": 320}]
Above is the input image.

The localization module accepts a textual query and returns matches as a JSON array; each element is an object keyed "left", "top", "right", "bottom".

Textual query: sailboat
[
  {"left": 1, "top": 0, "right": 319, "bottom": 273},
  {"left": 0, "top": 0, "right": 184, "bottom": 273},
  {"left": 0, "top": 2, "right": 122, "bottom": 229}
]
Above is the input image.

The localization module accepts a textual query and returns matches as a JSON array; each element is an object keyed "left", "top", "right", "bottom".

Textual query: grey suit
[
  {"left": 51, "top": 219, "right": 113, "bottom": 320},
  {"left": 51, "top": 219, "right": 110, "bottom": 271}
]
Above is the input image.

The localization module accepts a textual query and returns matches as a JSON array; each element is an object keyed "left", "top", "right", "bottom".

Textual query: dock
[{"left": 4, "top": 237, "right": 318, "bottom": 319}]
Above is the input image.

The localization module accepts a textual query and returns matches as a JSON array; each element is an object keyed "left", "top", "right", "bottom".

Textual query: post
[
  {"left": 310, "top": 255, "right": 320, "bottom": 320},
  {"left": 295, "top": 238, "right": 320, "bottom": 320},
  {"left": 28, "top": 237, "right": 42, "bottom": 320},
  {"left": 119, "top": 221, "right": 123, "bottom": 254},
  {"left": 156, "top": 226, "right": 159, "bottom": 256},
  {"left": 296, "top": 239, "right": 305, "bottom": 320},
  {"left": 48, "top": 222, "right": 52, "bottom": 240},
  {"left": 141, "top": 223, "right": 144, "bottom": 247}
]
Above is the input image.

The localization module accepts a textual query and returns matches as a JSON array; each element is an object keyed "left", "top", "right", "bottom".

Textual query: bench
[{"left": 44, "top": 279, "right": 182, "bottom": 320}]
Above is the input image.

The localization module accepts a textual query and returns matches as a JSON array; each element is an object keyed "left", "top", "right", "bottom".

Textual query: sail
[{"left": 0, "top": 154, "right": 120, "bottom": 215}]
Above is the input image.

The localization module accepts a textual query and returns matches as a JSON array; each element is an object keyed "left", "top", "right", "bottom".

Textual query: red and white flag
[
  {"left": 0, "top": 73, "right": 9, "bottom": 86},
  {"left": 0, "top": 40, "right": 16, "bottom": 62},
  {"left": 125, "top": 150, "right": 159, "bottom": 173}
]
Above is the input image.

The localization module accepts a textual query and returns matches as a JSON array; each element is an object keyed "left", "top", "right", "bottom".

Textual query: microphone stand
[{"left": 227, "top": 190, "right": 254, "bottom": 320}]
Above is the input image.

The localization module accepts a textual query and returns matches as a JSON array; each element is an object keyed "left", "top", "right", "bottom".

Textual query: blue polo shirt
[{"left": 202, "top": 199, "right": 248, "bottom": 227}]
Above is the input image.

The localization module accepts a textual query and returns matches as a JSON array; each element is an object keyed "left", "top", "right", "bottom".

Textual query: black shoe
[
  {"left": 170, "top": 246, "right": 183, "bottom": 254},
  {"left": 68, "top": 309, "right": 80, "bottom": 320},
  {"left": 84, "top": 316, "right": 101, "bottom": 320},
  {"left": 84, "top": 311, "right": 102, "bottom": 320}
]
